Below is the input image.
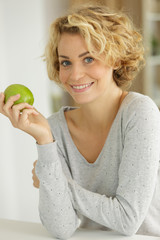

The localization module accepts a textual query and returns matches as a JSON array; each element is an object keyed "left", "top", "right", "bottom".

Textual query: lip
[{"left": 70, "top": 82, "right": 94, "bottom": 93}]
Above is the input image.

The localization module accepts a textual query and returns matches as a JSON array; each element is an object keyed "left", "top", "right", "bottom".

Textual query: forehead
[{"left": 58, "top": 33, "right": 88, "bottom": 54}]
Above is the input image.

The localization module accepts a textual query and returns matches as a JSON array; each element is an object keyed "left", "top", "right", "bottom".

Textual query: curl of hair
[{"left": 44, "top": 5, "right": 145, "bottom": 89}]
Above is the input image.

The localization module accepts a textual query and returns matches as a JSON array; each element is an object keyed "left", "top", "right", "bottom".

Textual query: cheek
[
  {"left": 89, "top": 66, "right": 109, "bottom": 80},
  {"left": 59, "top": 69, "right": 67, "bottom": 84}
]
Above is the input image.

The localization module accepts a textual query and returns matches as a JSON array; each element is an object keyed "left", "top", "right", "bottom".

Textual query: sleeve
[
  {"left": 35, "top": 141, "right": 81, "bottom": 240},
  {"left": 66, "top": 98, "right": 160, "bottom": 236}
]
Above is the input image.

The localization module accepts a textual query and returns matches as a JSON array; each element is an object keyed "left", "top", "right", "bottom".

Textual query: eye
[
  {"left": 84, "top": 57, "right": 94, "bottom": 64},
  {"left": 60, "top": 60, "right": 71, "bottom": 67}
]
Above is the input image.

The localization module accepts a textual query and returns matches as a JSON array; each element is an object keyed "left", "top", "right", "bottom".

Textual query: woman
[{"left": 0, "top": 5, "right": 160, "bottom": 239}]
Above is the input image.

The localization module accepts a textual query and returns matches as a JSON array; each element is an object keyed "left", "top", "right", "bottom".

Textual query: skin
[
  {"left": 0, "top": 94, "right": 53, "bottom": 145},
  {"left": 0, "top": 94, "right": 53, "bottom": 188},
  {"left": 58, "top": 33, "right": 118, "bottom": 105},
  {"left": 32, "top": 160, "right": 39, "bottom": 188},
  {"left": 0, "top": 33, "right": 128, "bottom": 188},
  {"left": 58, "top": 33, "right": 128, "bottom": 163}
]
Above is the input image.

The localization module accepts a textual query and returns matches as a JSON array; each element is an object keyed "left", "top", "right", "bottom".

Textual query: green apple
[{"left": 4, "top": 84, "right": 34, "bottom": 105}]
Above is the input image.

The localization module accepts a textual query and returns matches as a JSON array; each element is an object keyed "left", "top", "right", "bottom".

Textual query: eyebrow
[
  {"left": 79, "top": 51, "right": 89, "bottom": 57},
  {"left": 59, "top": 51, "right": 89, "bottom": 59}
]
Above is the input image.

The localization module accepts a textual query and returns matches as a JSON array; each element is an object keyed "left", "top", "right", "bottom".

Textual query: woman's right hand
[{"left": 0, "top": 92, "right": 54, "bottom": 145}]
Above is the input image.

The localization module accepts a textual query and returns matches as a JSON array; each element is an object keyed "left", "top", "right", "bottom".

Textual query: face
[{"left": 58, "top": 33, "right": 116, "bottom": 105}]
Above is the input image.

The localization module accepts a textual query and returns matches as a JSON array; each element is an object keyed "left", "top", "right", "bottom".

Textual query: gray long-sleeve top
[{"left": 35, "top": 92, "right": 160, "bottom": 239}]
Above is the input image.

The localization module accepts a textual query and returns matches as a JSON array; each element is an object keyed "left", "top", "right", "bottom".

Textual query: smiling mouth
[{"left": 71, "top": 82, "right": 93, "bottom": 90}]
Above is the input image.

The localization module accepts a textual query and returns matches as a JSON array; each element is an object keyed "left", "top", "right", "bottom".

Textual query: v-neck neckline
[{"left": 60, "top": 92, "right": 131, "bottom": 166}]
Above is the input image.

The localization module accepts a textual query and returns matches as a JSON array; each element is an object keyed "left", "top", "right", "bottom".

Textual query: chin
[{"left": 73, "top": 95, "right": 97, "bottom": 105}]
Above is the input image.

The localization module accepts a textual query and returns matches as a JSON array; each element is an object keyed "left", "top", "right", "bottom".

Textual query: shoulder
[
  {"left": 121, "top": 92, "right": 160, "bottom": 130},
  {"left": 123, "top": 92, "right": 160, "bottom": 115}
]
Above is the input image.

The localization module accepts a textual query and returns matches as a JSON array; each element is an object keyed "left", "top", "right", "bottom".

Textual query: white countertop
[{"left": 0, "top": 218, "right": 160, "bottom": 240}]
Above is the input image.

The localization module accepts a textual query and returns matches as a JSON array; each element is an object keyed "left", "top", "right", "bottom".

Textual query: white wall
[{"left": 0, "top": 0, "right": 69, "bottom": 222}]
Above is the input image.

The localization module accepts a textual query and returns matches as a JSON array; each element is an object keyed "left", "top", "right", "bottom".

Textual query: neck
[{"left": 77, "top": 87, "right": 124, "bottom": 132}]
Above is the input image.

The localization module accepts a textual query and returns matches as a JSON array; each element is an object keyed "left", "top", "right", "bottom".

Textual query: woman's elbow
[
  {"left": 122, "top": 228, "right": 137, "bottom": 236},
  {"left": 40, "top": 216, "right": 79, "bottom": 240},
  {"left": 120, "top": 221, "right": 140, "bottom": 236},
  {"left": 48, "top": 226, "right": 77, "bottom": 240}
]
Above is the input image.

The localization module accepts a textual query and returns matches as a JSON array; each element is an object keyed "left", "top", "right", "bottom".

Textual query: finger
[
  {"left": 5, "top": 94, "right": 20, "bottom": 107},
  {"left": 33, "top": 181, "right": 37, "bottom": 188},
  {"left": 33, "top": 160, "right": 38, "bottom": 167},
  {"left": 16, "top": 108, "right": 38, "bottom": 131},
  {"left": 21, "top": 108, "right": 39, "bottom": 117},
  {"left": 12, "top": 103, "right": 34, "bottom": 122},
  {"left": 0, "top": 92, "right": 5, "bottom": 102},
  {"left": 32, "top": 174, "right": 40, "bottom": 188},
  {"left": 32, "top": 171, "right": 36, "bottom": 181},
  {"left": 3, "top": 94, "right": 20, "bottom": 116},
  {"left": 18, "top": 108, "right": 39, "bottom": 127},
  {"left": 0, "top": 92, "right": 6, "bottom": 115},
  {"left": 33, "top": 181, "right": 39, "bottom": 188},
  {"left": 32, "top": 174, "right": 36, "bottom": 182},
  {"left": 12, "top": 102, "right": 34, "bottom": 111}
]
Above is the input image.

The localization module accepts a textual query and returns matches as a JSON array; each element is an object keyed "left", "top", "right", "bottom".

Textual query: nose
[{"left": 70, "top": 63, "right": 84, "bottom": 81}]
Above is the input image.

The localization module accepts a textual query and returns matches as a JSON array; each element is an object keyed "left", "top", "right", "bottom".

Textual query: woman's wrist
[
  {"left": 36, "top": 133, "right": 54, "bottom": 145},
  {"left": 36, "top": 139, "right": 54, "bottom": 145}
]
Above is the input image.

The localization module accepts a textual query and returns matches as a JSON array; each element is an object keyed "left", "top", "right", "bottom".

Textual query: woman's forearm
[{"left": 35, "top": 141, "right": 80, "bottom": 239}]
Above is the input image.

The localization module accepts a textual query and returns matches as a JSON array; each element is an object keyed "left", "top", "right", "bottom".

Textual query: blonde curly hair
[{"left": 44, "top": 5, "right": 145, "bottom": 89}]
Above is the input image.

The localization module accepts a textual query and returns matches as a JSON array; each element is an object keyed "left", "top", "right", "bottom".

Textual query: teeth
[{"left": 72, "top": 83, "right": 92, "bottom": 89}]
